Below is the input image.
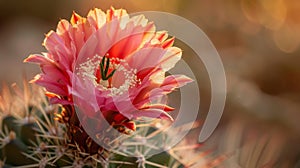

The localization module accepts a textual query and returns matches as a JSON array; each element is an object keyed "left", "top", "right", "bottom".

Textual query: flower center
[{"left": 77, "top": 54, "right": 141, "bottom": 96}]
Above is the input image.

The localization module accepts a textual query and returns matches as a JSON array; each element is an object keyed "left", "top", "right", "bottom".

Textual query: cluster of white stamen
[
  {"left": 76, "top": 55, "right": 101, "bottom": 85},
  {"left": 76, "top": 55, "right": 141, "bottom": 96},
  {"left": 107, "top": 63, "right": 141, "bottom": 96}
]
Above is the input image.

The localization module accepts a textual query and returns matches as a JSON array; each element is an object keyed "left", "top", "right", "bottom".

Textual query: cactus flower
[{"left": 24, "top": 7, "right": 192, "bottom": 133}]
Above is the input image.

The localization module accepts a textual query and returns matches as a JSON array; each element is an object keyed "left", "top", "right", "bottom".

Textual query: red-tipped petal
[
  {"left": 156, "top": 31, "right": 168, "bottom": 42},
  {"left": 162, "top": 37, "right": 175, "bottom": 48},
  {"left": 71, "top": 11, "right": 83, "bottom": 25}
]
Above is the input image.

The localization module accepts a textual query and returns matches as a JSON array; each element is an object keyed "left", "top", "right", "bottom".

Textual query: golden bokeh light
[
  {"left": 273, "top": 24, "right": 300, "bottom": 53},
  {"left": 241, "top": 0, "right": 287, "bottom": 30}
]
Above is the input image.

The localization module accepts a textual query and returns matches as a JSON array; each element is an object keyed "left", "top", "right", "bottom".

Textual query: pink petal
[
  {"left": 24, "top": 54, "right": 54, "bottom": 65},
  {"left": 108, "top": 31, "right": 144, "bottom": 60},
  {"left": 160, "top": 74, "right": 193, "bottom": 92},
  {"left": 132, "top": 74, "right": 193, "bottom": 107},
  {"left": 132, "top": 109, "right": 174, "bottom": 121},
  {"left": 40, "top": 64, "right": 69, "bottom": 84},
  {"left": 43, "top": 31, "right": 65, "bottom": 52},
  {"left": 87, "top": 8, "right": 106, "bottom": 29},
  {"left": 159, "top": 47, "right": 182, "bottom": 71},
  {"left": 56, "top": 19, "right": 72, "bottom": 48},
  {"left": 32, "top": 75, "right": 68, "bottom": 96},
  {"left": 126, "top": 47, "right": 166, "bottom": 72},
  {"left": 141, "top": 104, "right": 174, "bottom": 112}
]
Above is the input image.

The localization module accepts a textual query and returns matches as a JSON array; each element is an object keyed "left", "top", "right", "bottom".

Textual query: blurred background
[{"left": 0, "top": 0, "right": 300, "bottom": 167}]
